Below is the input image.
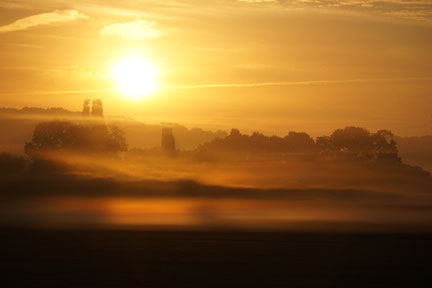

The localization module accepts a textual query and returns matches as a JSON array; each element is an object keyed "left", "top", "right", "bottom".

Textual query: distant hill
[
  {"left": 0, "top": 107, "right": 78, "bottom": 116},
  {"left": 115, "top": 121, "right": 227, "bottom": 151},
  {"left": 396, "top": 136, "right": 432, "bottom": 172},
  {"left": 0, "top": 107, "right": 227, "bottom": 153}
]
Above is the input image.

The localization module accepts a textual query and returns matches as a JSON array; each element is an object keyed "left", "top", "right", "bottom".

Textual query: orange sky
[{"left": 0, "top": 0, "right": 431, "bottom": 136}]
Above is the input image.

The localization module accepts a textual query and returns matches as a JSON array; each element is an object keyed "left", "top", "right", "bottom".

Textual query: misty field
[{"left": 2, "top": 0, "right": 432, "bottom": 286}]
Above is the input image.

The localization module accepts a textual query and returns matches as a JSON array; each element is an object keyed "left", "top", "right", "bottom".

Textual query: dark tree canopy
[
  {"left": 198, "top": 126, "right": 400, "bottom": 162},
  {"left": 199, "top": 128, "right": 316, "bottom": 153},
  {"left": 284, "top": 131, "right": 315, "bottom": 151},
  {"left": 25, "top": 121, "right": 127, "bottom": 157},
  {"left": 318, "top": 126, "right": 400, "bottom": 161},
  {"left": 372, "top": 129, "right": 399, "bottom": 161}
]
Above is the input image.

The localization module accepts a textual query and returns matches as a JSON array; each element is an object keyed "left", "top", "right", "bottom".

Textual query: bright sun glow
[{"left": 111, "top": 57, "right": 158, "bottom": 100}]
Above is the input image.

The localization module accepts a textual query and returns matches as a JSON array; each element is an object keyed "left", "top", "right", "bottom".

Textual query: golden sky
[{"left": 0, "top": 0, "right": 431, "bottom": 136}]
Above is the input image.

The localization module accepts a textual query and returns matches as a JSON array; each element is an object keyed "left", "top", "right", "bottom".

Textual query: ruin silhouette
[{"left": 161, "top": 127, "right": 176, "bottom": 156}]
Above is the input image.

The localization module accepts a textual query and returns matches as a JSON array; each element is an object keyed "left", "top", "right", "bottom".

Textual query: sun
[{"left": 110, "top": 57, "right": 158, "bottom": 100}]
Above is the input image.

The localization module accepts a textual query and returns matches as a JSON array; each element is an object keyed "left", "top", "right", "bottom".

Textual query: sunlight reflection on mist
[
  {"left": 1, "top": 146, "right": 432, "bottom": 232},
  {"left": 2, "top": 195, "right": 432, "bottom": 232}
]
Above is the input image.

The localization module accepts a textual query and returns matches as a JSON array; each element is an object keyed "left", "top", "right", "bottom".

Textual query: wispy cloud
[
  {"left": 278, "top": 0, "right": 432, "bottom": 23},
  {"left": 238, "top": 0, "right": 278, "bottom": 3},
  {"left": 0, "top": 10, "right": 88, "bottom": 34},
  {"left": 234, "top": 0, "right": 432, "bottom": 23},
  {"left": 1, "top": 76, "right": 429, "bottom": 96},
  {"left": 0, "top": 88, "right": 114, "bottom": 96},
  {"left": 169, "top": 76, "right": 432, "bottom": 89},
  {"left": 100, "top": 20, "right": 163, "bottom": 40}
]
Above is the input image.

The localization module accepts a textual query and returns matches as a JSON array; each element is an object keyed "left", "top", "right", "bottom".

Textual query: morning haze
[
  {"left": 1, "top": 1, "right": 432, "bottom": 287},
  {"left": 1, "top": 0, "right": 432, "bottom": 135}
]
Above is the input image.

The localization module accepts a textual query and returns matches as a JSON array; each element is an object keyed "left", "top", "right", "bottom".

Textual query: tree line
[
  {"left": 0, "top": 121, "right": 403, "bottom": 179},
  {"left": 199, "top": 127, "right": 400, "bottom": 162}
]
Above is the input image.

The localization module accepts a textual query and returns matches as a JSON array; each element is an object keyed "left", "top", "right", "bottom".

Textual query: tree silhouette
[
  {"left": 82, "top": 99, "right": 91, "bottom": 117},
  {"left": 91, "top": 99, "right": 103, "bottom": 117},
  {"left": 25, "top": 121, "right": 127, "bottom": 157},
  {"left": 284, "top": 131, "right": 315, "bottom": 151},
  {"left": 107, "top": 126, "right": 128, "bottom": 153},
  {"left": 372, "top": 130, "right": 400, "bottom": 162},
  {"left": 316, "top": 136, "right": 331, "bottom": 152},
  {"left": 328, "top": 127, "right": 374, "bottom": 158},
  {"left": 315, "top": 127, "right": 401, "bottom": 161},
  {"left": 199, "top": 128, "right": 315, "bottom": 153},
  {"left": 198, "top": 126, "right": 401, "bottom": 162}
]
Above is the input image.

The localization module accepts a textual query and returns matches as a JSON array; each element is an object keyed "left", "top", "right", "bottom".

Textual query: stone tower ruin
[{"left": 161, "top": 127, "right": 176, "bottom": 156}]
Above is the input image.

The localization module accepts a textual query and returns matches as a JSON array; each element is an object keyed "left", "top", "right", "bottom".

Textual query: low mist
[{"left": 1, "top": 109, "right": 432, "bottom": 232}]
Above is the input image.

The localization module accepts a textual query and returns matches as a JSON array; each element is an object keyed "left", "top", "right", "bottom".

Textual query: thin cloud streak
[
  {"left": 168, "top": 76, "right": 432, "bottom": 90},
  {"left": 0, "top": 77, "right": 430, "bottom": 96},
  {"left": 0, "top": 10, "right": 88, "bottom": 34},
  {"left": 0, "top": 88, "right": 115, "bottom": 96},
  {"left": 238, "top": 0, "right": 277, "bottom": 3}
]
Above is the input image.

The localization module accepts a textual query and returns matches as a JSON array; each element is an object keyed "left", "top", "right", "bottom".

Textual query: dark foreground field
[{"left": 2, "top": 229, "right": 432, "bottom": 288}]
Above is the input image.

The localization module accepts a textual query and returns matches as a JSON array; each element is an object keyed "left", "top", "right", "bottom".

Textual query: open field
[{"left": 2, "top": 229, "right": 432, "bottom": 288}]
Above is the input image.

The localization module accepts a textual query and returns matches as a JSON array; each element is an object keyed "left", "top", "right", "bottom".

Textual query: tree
[
  {"left": 328, "top": 127, "right": 374, "bottom": 158},
  {"left": 372, "top": 130, "right": 400, "bottom": 162},
  {"left": 107, "top": 126, "right": 128, "bottom": 153},
  {"left": 316, "top": 136, "right": 331, "bottom": 152},
  {"left": 91, "top": 99, "right": 103, "bottom": 117},
  {"left": 284, "top": 131, "right": 315, "bottom": 151},
  {"left": 319, "top": 126, "right": 401, "bottom": 161},
  {"left": 199, "top": 129, "right": 314, "bottom": 153},
  {"left": 25, "top": 121, "right": 127, "bottom": 157},
  {"left": 82, "top": 99, "right": 91, "bottom": 117},
  {"left": 230, "top": 128, "right": 241, "bottom": 137}
]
